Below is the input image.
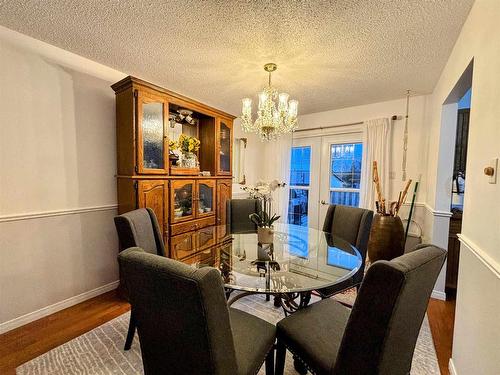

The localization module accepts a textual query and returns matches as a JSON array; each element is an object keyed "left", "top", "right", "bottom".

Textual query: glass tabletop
[{"left": 175, "top": 223, "right": 362, "bottom": 294}]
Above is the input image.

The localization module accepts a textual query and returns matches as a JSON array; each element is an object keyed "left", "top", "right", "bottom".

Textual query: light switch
[{"left": 485, "top": 158, "right": 498, "bottom": 184}]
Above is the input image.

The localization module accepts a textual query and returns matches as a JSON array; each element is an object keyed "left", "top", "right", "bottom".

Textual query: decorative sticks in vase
[{"left": 372, "top": 161, "right": 412, "bottom": 216}]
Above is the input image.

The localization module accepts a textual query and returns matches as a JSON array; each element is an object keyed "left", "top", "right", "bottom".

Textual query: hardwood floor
[
  {"left": 0, "top": 291, "right": 456, "bottom": 374},
  {"left": 427, "top": 298, "right": 456, "bottom": 375},
  {"left": 0, "top": 290, "right": 130, "bottom": 375}
]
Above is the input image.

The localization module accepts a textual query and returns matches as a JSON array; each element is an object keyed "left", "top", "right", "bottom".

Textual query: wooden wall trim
[
  {"left": 0, "top": 204, "right": 118, "bottom": 223},
  {"left": 0, "top": 281, "right": 119, "bottom": 334}
]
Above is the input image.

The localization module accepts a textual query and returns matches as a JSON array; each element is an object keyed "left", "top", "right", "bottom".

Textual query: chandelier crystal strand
[{"left": 240, "top": 63, "right": 299, "bottom": 141}]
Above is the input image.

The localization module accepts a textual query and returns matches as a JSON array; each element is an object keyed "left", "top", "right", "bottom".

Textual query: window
[
  {"left": 288, "top": 146, "right": 311, "bottom": 226},
  {"left": 329, "top": 143, "right": 363, "bottom": 207}
]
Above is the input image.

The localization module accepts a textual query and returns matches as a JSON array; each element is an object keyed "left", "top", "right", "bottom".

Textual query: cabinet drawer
[{"left": 170, "top": 216, "right": 216, "bottom": 236}]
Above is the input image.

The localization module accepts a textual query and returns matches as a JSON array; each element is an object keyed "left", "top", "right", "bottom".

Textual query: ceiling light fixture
[{"left": 241, "top": 63, "right": 299, "bottom": 141}]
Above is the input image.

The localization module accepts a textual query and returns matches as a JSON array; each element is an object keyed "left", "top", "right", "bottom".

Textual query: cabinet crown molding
[{"left": 111, "top": 76, "right": 236, "bottom": 120}]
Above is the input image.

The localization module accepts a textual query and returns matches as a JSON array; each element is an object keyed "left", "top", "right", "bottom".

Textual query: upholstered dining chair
[
  {"left": 275, "top": 245, "right": 447, "bottom": 375},
  {"left": 114, "top": 208, "right": 166, "bottom": 256},
  {"left": 114, "top": 208, "right": 166, "bottom": 350},
  {"left": 118, "top": 247, "right": 276, "bottom": 375},
  {"left": 226, "top": 198, "right": 262, "bottom": 233},
  {"left": 316, "top": 204, "right": 373, "bottom": 299}
]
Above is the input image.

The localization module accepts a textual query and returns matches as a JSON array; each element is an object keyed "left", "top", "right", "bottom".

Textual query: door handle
[{"left": 320, "top": 200, "right": 328, "bottom": 205}]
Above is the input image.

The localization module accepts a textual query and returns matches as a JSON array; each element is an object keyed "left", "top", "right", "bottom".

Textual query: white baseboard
[
  {"left": 431, "top": 289, "right": 447, "bottom": 301},
  {"left": 0, "top": 280, "right": 120, "bottom": 334},
  {"left": 449, "top": 358, "right": 458, "bottom": 375}
]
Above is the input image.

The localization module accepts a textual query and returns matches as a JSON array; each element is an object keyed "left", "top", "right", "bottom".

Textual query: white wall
[
  {"left": 232, "top": 118, "right": 266, "bottom": 197},
  {"left": 423, "top": 1, "right": 500, "bottom": 373},
  {"left": 0, "top": 27, "right": 126, "bottom": 332},
  {"left": 297, "top": 96, "right": 430, "bottom": 203}
]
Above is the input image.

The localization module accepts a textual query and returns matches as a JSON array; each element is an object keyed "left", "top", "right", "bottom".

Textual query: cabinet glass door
[
  {"left": 171, "top": 180, "right": 195, "bottom": 222},
  {"left": 197, "top": 180, "right": 215, "bottom": 218},
  {"left": 217, "top": 180, "right": 232, "bottom": 238},
  {"left": 218, "top": 119, "right": 232, "bottom": 175},
  {"left": 137, "top": 92, "right": 168, "bottom": 174}
]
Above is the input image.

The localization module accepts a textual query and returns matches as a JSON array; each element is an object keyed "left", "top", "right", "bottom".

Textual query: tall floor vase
[{"left": 368, "top": 214, "right": 405, "bottom": 262}]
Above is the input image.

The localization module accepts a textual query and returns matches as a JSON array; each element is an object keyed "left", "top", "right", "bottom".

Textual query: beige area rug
[{"left": 17, "top": 292, "right": 440, "bottom": 374}]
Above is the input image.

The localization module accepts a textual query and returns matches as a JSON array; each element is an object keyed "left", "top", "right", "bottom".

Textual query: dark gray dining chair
[
  {"left": 118, "top": 247, "right": 276, "bottom": 375},
  {"left": 226, "top": 198, "right": 262, "bottom": 233},
  {"left": 114, "top": 208, "right": 166, "bottom": 256},
  {"left": 275, "top": 245, "right": 447, "bottom": 375},
  {"left": 316, "top": 204, "right": 373, "bottom": 299},
  {"left": 113, "top": 208, "right": 166, "bottom": 350}
]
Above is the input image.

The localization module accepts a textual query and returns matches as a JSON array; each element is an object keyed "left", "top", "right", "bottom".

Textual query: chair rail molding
[
  {"left": 423, "top": 202, "right": 453, "bottom": 218},
  {"left": 0, "top": 204, "right": 118, "bottom": 223},
  {"left": 457, "top": 234, "right": 500, "bottom": 278}
]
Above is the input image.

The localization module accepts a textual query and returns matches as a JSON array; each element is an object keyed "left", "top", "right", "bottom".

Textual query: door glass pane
[
  {"left": 142, "top": 102, "right": 164, "bottom": 169},
  {"left": 174, "top": 183, "right": 193, "bottom": 218},
  {"left": 330, "top": 143, "right": 362, "bottom": 189},
  {"left": 198, "top": 183, "right": 213, "bottom": 214},
  {"left": 330, "top": 143, "right": 362, "bottom": 207},
  {"left": 288, "top": 189, "right": 309, "bottom": 226},
  {"left": 290, "top": 147, "right": 311, "bottom": 186},
  {"left": 330, "top": 191, "right": 360, "bottom": 207},
  {"left": 220, "top": 122, "right": 231, "bottom": 172},
  {"left": 289, "top": 146, "right": 311, "bottom": 226}
]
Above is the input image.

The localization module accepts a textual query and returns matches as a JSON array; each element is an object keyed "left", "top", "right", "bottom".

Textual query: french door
[
  {"left": 288, "top": 133, "right": 364, "bottom": 229},
  {"left": 287, "top": 137, "right": 320, "bottom": 229}
]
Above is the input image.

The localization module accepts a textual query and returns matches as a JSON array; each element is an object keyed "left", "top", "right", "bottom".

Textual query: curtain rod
[{"left": 293, "top": 115, "right": 399, "bottom": 133}]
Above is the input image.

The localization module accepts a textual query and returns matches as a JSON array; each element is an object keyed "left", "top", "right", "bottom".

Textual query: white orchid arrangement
[{"left": 242, "top": 180, "right": 286, "bottom": 228}]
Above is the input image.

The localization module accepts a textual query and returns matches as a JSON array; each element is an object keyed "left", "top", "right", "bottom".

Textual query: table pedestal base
[{"left": 227, "top": 291, "right": 312, "bottom": 315}]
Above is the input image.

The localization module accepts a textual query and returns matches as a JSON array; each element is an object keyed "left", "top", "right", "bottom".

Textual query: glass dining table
[{"left": 173, "top": 223, "right": 362, "bottom": 314}]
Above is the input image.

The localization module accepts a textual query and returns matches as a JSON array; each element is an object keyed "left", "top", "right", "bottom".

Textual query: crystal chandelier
[{"left": 241, "top": 63, "right": 299, "bottom": 141}]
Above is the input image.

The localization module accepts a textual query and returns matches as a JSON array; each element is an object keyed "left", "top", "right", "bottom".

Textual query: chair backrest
[
  {"left": 333, "top": 245, "right": 447, "bottom": 375},
  {"left": 118, "top": 247, "right": 238, "bottom": 375},
  {"left": 322, "top": 204, "right": 373, "bottom": 252},
  {"left": 323, "top": 205, "right": 373, "bottom": 277},
  {"left": 226, "top": 198, "right": 262, "bottom": 233},
  {"left": 114, "top": 208, "right": 165, "bottom": 256}
]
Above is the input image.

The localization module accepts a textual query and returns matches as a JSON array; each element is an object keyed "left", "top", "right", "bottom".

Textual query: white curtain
[
  {"left": 360, "top": 118, "right": 392, "bottom": 211},
  {"left": 263, "top": 133, "right": 292, "bottom": 223}
]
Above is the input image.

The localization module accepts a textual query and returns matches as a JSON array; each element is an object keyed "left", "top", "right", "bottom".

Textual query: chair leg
[
  {"left": 265, "top": 347, "right": 275, "bottom": 375},
  {"left": 275, "top": 339, "right": 286, "bottom": 375},
  {"left": 124, "top": 314, "right": 136, "bottom": 351}
]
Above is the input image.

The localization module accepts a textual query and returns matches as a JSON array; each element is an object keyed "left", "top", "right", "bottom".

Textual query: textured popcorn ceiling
[{"left": 0, "top": 0, "right": 473, "bottom": 115}]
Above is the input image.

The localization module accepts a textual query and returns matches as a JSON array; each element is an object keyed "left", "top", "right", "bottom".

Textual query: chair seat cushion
[
  {"left": 277, "top": 299, "right": 351, "bottom": 374},
  {"left": 230, "top": 308, "right": 276, "bottom": 375}
]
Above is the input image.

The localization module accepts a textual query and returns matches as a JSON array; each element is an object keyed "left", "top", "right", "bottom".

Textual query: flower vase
[
  {"left": 258, "top": 226, "right": 274, "bottom": 244},
  {"left": 178, "top": 152, "right": 198, "bottom": 168}
]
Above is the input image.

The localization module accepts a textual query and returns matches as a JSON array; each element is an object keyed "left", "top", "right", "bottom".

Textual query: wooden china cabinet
[{"left": 112, "top": 76, "right": 234, "bottom": 257}]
